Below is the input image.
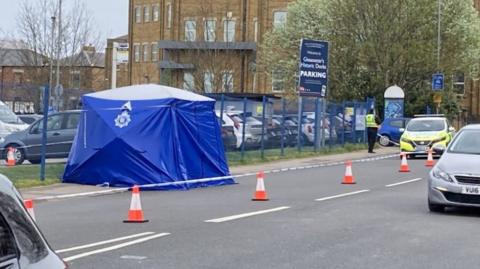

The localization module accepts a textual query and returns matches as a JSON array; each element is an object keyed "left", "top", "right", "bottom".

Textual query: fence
[{"left": 209, "top": 94, "right": 373, "bottom": 163}]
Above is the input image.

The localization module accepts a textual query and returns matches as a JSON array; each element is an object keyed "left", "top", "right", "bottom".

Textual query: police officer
[{"left": 365, "top": 109, "right": 381, "bottom": 153}]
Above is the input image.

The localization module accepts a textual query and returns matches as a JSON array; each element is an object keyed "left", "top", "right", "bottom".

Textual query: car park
[
  {"left": 428, "top": 124, "right": 480, "bottom": 212},
  {"left": 1, "top": 111, "right": 80, "bottom": 164},
  {"left": 0, "top": 174, "right": 66, "bottom": 268},
  {"left": 378, "top": 117, "right": 411, "bottom": 146},
  {"left": 400, "top": 115, "right": 455, "bottom": 157},
  {"left": 0, "top": 101, "right": 29, "bottom": 144}
]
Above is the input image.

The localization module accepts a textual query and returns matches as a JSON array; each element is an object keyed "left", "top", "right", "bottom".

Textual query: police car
[{"left": 399, "top": 115, "right": 455, "bottom": 157}]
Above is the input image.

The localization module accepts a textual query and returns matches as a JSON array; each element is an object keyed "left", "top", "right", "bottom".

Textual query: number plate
[
  {"left": 462, "top": 185, "right": 480, "bottom": 195},
  {"left": 416, "top": 145, "right": 427, "bottom": 152}
]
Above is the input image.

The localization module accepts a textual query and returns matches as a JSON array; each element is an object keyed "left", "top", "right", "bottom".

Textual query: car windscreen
[
  {"left": 406, "top": 119, "right": 445, "bottom": 132},
  {"left": 448, "top": 130, "right": 480, "bottom": 155},
  {"left": 0, "top": 104, "right": 21, "bottom": 124}
]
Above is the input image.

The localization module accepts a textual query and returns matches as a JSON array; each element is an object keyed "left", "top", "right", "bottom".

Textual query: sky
[{"left": 0, "top": 0, "right": 128, "bottom": 49}]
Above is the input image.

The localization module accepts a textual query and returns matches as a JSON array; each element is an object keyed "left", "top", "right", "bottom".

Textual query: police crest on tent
[{"left": 114, "top": 101, "right": 132, "bottom": 128}]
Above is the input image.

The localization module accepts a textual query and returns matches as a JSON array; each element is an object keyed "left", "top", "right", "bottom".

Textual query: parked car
[
  {"left": 217, "top": 116, "right": 237, "bottom": 151},
  {"left": 378, "top": 117, "right": 411, "bottom": 146},
  {"left": 269, "top": 118, "right": 298, "bottom": 147},
  {"left": 18, "top": 114, "right": 43, "bottom": 125},
  {"left": 0, "top": 101, "right": 29, "bottom": 143},
  {"left": 1, "top": 110, "right": 80, "bottom": 164},
  {"left": 0, "top": 174, "right": 66, "bottom": 268},
  {"left": 428, "top": 124, "right": 480, "bottom": 212}
]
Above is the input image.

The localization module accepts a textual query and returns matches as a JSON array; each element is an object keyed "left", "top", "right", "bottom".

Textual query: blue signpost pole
[
  {"left": 241, "top": 97, "right": 247, "bottom": 160},
  {"left": 314, "top": 98, "right": 319, "bottom": 152},
  {"left": 297, "top": 97, "right": 303, "bottom": 152},
  {"left": 40, "top": 86, "right": 50, "bottom": 181},
  {"left": 281, "top": 98, "right": 286, "bottom": 156},
  {"left": 260, "top": 96, "right": 266, "bottom": 159}
]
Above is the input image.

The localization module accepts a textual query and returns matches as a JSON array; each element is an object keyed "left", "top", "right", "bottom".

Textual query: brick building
[
  {"left": 128, "top": 0, "right": 293, "bottom": 93},
  {"left": 0, "top": 45, "right": 105, "bottom": 113}
]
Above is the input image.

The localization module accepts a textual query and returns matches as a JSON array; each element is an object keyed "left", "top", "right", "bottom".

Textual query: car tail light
[
  {"left": 64, "top": 261, "right": 69, "bottom": 268},
  {"left": 234, "top": 122, "right": 240, "bottom": 129},
  {"left": 307, "top": 125, "right": 313, "bottom": 133}
]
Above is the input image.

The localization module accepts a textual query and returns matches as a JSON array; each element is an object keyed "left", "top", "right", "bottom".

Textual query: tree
[
  {"left": 259, "top": 0, "right": 480, "bottom": 117},
  {"left": 173, "top": 0, "right": 247, "bottom": 93}
]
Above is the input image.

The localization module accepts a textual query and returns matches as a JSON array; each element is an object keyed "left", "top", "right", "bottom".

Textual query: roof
[
  {"left": 61, "top": 49, "right": 105, "bottom": 67},
  {"left": 410, "top": 117, "right": 446, "bottom": 121},
  {"left": 0, "top": 48, "right": 47, "bottom": 66},
  {"left": 85, "top": 84, "right": 214, "bottom": 102}
]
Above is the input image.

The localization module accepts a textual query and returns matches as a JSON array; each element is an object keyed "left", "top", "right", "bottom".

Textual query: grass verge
[
  {"left": 0, "top": 164, "right": 64, "bottom": 189},
  {"left": 2, "top": 143, "right": 368, "bottom": 189},
  {"left": 226, "top": 143, "right": 369, "bottom": 166}
]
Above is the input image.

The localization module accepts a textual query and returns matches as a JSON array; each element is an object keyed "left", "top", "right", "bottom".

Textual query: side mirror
[
  {"left": 448, "top": 126, "right": 455, "bottom": 133},
  {"left": 432, "top": 144, "right": 446, "bottom": 155},
  {"left": 399, "top": 128, "right": 405, "bottom": 133}
]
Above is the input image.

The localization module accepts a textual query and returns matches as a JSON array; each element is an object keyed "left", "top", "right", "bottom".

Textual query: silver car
[
  {"left": 0, "top": 174, "right": 66, "bottom": 268},
  {"left": 428, "top": 124, "right": 480, "bottom": 212},
  {"left": 0, "top": 111, "right": 80, "bottom": 165}
]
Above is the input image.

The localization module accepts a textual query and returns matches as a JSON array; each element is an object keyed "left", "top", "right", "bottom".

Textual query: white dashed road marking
[
  {"left": 204, "top": 206, "right": 291, "bottom": 223},
  {"left": 56, "top": 232, "right": 155, "bottom": 254},
  {"left": 315, "top": 190, "right": 370, "bottom": 202},
  {"left": 385, "top": 178, "right": 423, "bottom": 188},
  {"left": 63, "top": 233, "right": 170, "bottom": 262}
]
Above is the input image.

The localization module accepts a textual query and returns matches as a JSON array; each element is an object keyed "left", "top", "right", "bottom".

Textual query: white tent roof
[{"left": 85, "top": 84, "right": 214, "bottom": 101}]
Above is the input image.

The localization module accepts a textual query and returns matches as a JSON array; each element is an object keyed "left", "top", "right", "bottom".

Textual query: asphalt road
[{"left": 32, "top": 156, "right": 480, "bottom": 269}]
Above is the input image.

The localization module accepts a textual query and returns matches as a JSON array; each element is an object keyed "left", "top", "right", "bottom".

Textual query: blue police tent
[{"left": 63, "top": 84, "right": 234, "bottom": 190}]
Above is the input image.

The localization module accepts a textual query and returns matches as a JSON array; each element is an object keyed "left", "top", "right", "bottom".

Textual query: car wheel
[
  {"left": 4, "top": 144, "right": 25, "bottom": 165},
  {"left": 428, "top": 199, "right": 445, "bottom": 212},
  {"left": 378, "top": 135, "right": 391, "bottom": 147}
]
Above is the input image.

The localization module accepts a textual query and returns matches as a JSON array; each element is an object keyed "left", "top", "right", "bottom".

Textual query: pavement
[
  {"left": 24, "top": 146, "right": 480, "bottom": 268},
  {"left": 20, "top": 147, "right": 399, "bottom": 200}
]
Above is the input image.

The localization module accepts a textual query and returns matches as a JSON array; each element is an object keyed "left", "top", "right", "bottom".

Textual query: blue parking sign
[
  {"left": 432, "top": 73, "right": 444, "bottom": 91},
  {"left": 298, "top": 39, "right": 329, "bottom": 97}
]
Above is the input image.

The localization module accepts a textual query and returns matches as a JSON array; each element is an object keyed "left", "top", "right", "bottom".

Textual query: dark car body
[
  {"left": 378, "top": 117, "right": 411, "bottom": 146},
  {"left": 18, "top": 115, "right": 43, "bottom": 125},
  {"left": 0, "top": 174, "right": 66, "bottom": 268},
  {"left": 1, "top": 111, "right": 81, "bottom": 164}
]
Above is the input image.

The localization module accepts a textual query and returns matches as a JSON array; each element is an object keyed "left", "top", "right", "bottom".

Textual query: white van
[{"left": 0, "top": 101, "right": 29, "bottom": 143}]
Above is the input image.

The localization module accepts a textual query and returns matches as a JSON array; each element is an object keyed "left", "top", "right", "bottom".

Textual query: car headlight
[
  {"left": 432, "top": 136, "right": 447, "bottom": 144},
  {"left": 432, "top": 167, "right": 453, "bottom": 182}
]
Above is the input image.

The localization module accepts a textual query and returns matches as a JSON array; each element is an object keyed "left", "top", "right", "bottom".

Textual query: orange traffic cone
[
  {"left": 24, "top": 199, "right": 36, "bottom": 221},
  {"left": 252, "top": 171, "right": 269, "bottom": 201},
  {"left": 399, "top": 153, "right": 411, "bottom": 172},
  {"left": 425, "top": 148, "right": 435, "bottom": 167},
  {"left": 123, "top": 185, "right": 149, "bottom": 223},
  {"left": 342, "top": 160, "right": 356, "bottom": 184},
  {"left": 6, "top": 147, "right": 15, "bottom": 166}
]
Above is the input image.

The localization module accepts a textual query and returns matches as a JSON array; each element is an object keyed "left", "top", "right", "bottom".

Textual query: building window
[
  {"left": 204, "top": 19, "right": 216, "bottom": 42},
  {"left": 272, "top": 71, "right": 284, "bottom": 92},
  {"left": 183, "top": 72, "right": 195, "bottom": 91},
  {"left": 273, "top": 11, "right": 287, "bottom": 29},
  {"left": 167, "top": 3, "right": 172, "bottom": 28},
  {"left": 153, "top": 5, "right": 160, "bottom": 22},
  {"left": 151, "top": 43, "right": 158, "bottom": 62},
  {"left": 143, "top": 5, "right": 150, "bottom": 23},
  {"left": 71, "top": 70, "right": 80, "bottom": 89},
  {"left": 13, "top": 72, "right": 23, "bottom": 88},
  {"left": 204, "top": 71, "right": 214, "bottom": 93},
  {"left": 253, "top": 18, "right": 258, "bottom": 42},
  {"left": 134, "top": 44, "right": 140, "bottom": 62},
  {"left": 223, "top": 19, "right": 235, "bottom": 42},
  {"left": 185, "top": 20, "right": 196, "bottom": 41},
  {"left": 222, "top": 71, "right": 234, "bottom": 92},
  {"left": 135, "top": 6, "right": 142, "bottom": 23},
  {"left": 143, "top": 43, "right": 150, "bottom": 62}
]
